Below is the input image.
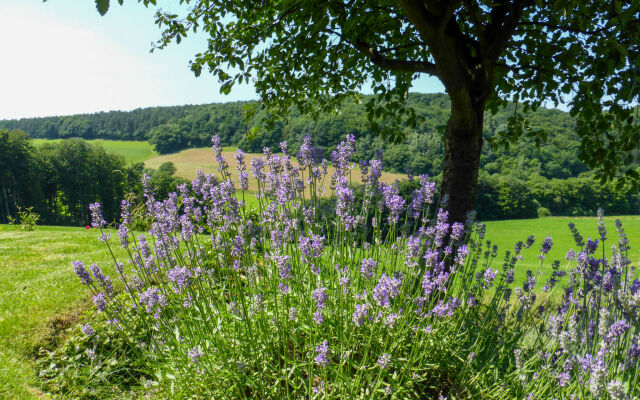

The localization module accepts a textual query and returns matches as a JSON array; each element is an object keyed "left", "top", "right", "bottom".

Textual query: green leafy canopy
[{"left": 93, "top": 0, "right": 640, "bottom": 184}]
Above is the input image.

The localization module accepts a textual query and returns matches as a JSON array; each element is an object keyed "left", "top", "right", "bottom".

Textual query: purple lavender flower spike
[
  {"left": 607, "top": 320, "right": 630, "bottom": 342},
  {"left": 73, "top": 261, "right": 93, "bottom": 286},
  {"left": 299, "top": 232, "right": 325, "bottom": 263},
  {"left": 188, "top": 347, "right": 204, "bottom": 364},
  {"left": 168, "top": 266, "right": 192, "bottom": 293},
  {"left": 525, "top": 235, "right": 535, "bottom": 248},
  {"left": 312, "top": 286, "right": 328, "bottom": 310},
  {"left": 298, "top": 136, "right": 322, "bottom": 168},
  {"left": 89, "top": 202, "right": 106, "bottom": 228},
  {"left": 353, "top": 303, "right": 370, "bottom": 327},
  {"left": 93, "top": 293, "right": 107, "bottom": 312},
  {"left": 377, "top": 353, "right": 391, "bottom": 369},
  {"left": 360, "top": 258, "right": 378, "bottom": 279},
  {"left": 482, "top": 268, "right": 498, "bottom": 289},
  {"left": 81, "top": 323, "right": 94, "bottom": 336},
  {"left": 585, "top": 238, "right": 599, "bottom": 254},
  {"left": 90, "top": 263, "right": 113, "bottom": 294},
  {"left": 315, "top": 340, "right": 330, "bottom": 366},
  {"left": 538, "top": 236, "right": 553, "bottom": 260},
  {"left": 450, "top": 222, "right": 465, "bottom": 241},
  {"left": 373, "top": 274, "right": 402, "bottom": 308}
]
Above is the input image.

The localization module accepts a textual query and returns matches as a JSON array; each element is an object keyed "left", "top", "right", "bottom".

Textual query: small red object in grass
[{"left": 85, "top": 226, "right": 90, "bottom": 229}]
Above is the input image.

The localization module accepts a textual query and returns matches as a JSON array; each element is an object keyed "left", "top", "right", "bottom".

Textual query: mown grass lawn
[
  {"left": 484, "top": 215, "right": 640, "bottom": 284},
  {"left": 31, "top": 139, "right": 157, "bottom": 164},
  {"left": 0, "top": 225, "right": 125, "bottom": 399},
  {"left": 1, "top": 215, "right": 639, "bottom": 399}
]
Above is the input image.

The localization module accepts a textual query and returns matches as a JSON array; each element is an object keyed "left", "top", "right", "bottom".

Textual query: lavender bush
[{"left": 74, "top": 135, "right": 639, "bottom": 399}]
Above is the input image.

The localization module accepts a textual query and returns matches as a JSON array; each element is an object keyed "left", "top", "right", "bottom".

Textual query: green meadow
[
  {"left": 484, "top": 216, "right": 640, "bottom": 283},
  {"left": 1, "top": 215, "right": 638, "bottom": 398},
  {"left": 31, "top": 139, "right": 157, "bottom": 164},
  {"left": 0, "top": 225, "right": 126, "bottom": 399}
]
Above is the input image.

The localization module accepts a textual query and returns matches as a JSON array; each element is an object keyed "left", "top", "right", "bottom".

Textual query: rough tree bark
[{"left": 441, "top": 93, "right": 485, "bottom": 225}]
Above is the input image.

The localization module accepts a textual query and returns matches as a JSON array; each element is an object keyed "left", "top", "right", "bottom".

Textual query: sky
[{"left": 0, "top": 0, "right": 445, "bottom": 120}]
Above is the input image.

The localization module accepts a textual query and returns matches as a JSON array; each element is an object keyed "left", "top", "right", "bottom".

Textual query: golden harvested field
[{"left": 145, "top": 147, "right": 406, "bottom": 195}]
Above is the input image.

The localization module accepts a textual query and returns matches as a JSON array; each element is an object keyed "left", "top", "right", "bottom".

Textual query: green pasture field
[
  {"left": 483, "top": 215, "right": 640, "bottom": 284},
  {"left": 0, "top": 225, "right": 126, "bottom": 399},
  {"left": 31, "top": 139, "right": 157, "bottom": 164},
  {"left": 1, "top": 215, "right": 639, "bottom": 398}
]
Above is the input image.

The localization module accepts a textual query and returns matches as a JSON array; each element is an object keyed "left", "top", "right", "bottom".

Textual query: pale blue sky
[{"left": 0, "top": 0, "right": 445, "bottom": 120}]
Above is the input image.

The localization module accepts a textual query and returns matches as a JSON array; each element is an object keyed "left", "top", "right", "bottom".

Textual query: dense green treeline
[
  {"left": 0, "top": 94, "right": 587, "bottom": 179},
  {"left": 0, "top": 105, "right": 195, "bottom": 140},
  {"left": 2, "top": 93, "right": 639, "bottom": 220},
  {"left": 0, "top": 129, "right": 184, "bottom": 225},
  {"left": 474, "top": 173, "right": 640, "bottom": 220}
]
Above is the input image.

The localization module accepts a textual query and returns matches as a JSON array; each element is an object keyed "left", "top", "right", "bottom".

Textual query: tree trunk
[
  {"left": 1, "top": 183, "right": 10, "bottom": 223},
  {"left": 441, "top": 90, "right": 485, "bottom": 225}
]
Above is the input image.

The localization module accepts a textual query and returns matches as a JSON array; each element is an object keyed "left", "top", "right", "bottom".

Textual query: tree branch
[
  {"left": 517, "top": 21, "right": 618, "bottom": 36},
  {"left": 328, "top": 29, "right": 438, "bottom": 75},
  {"left": 496, "top": 62, "right": 555, "bottom": 75},
  {"left": 485, "top": 0, "right": 535, "bottom": 61}
]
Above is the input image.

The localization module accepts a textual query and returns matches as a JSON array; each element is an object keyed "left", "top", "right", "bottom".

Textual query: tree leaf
[{"left": 95, "top": 0, "right": 110, "bottom": 16}]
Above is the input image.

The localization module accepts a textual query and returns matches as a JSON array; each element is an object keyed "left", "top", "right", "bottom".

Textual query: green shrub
[
  {"left": 536, "top": 206, "right": 551, "bottom": 218},
  {"left": 8, "top": 206, "right": 40, "bottom": 231}
]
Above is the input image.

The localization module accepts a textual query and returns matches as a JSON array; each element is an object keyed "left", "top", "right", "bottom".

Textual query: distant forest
[
  {"left": 2, "top": 93, "right": 639, "bottom": 221},
  {"left": 0, "top": 93, "right": 584, "bottom": 179}
]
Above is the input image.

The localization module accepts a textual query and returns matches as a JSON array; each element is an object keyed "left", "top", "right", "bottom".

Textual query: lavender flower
[
  {"left": 188, "top": 347, "right": 204, "bottom": 364},
  {"left": 482, "top": 268, "right": 498, "bottom": 289},
  {"left": 597, "top": 208, "right": 607, "bottom": 241},
  {"left": 353, "top": 303, "right": 371, "bottom": 327},
  {"left": 410, "top": 175, "right": 435, "bottom": 217},
  {"left": 211, "top": 135, "right": 229, "bottom": 176},
  {"left": 312, "top": 286, "right": 328, "bottom": 310},
  {"left": 606, "top": 380, "right": 625, "bottom": 400},
  {"left": 288, "top": 307, "right": 298, "bottom": 322},
  {"left": 607, "top": 320, "right": 630, "bottom": 342},
  {"left": 381, "top": 184, "right": 405, "bottom": 224},
  {"left": 81, "top": 323, "right": 94, "bottom": 336},
  {"left": 434, "top": 209, "right": 450, "bottom": 247},
  {"left": 586, "top": 238, "right": 599, "bottom": 254},
  {"left": 89, "top": 202, "right": 106, "bottom": 228},
  {"left": 234, "top": 149, "right": 249, "bottom": 190},
  {"left": 117, "top": 224, "right": 129, "bottom": 248},
  {"left": 373, "top": 274, "right": 402, "bottom": 308},
  {"left": 566, "top": 249, "right": 576, "bottom": 261},
  {"left": 525, "top": 235, "right": 535, "bottom": 248},
  {"left": 299, "top": 232, "right": 325, "bottom": 263},
  {"left": 298, "top": 136, "right": 322, "bottom": 167},
  {"left": 168, "top": 266, "right": 192, "bottom": 293},
  {"left": 450, "top": 222, "right": 465, "bottom": 241},
  {"left": 568, "top": 222, "right": 585, "bottom": 247},
  {"left": 385, "top": 312, "right": 400, "bottom": 328},
  {"left": 360, "top": 258, "right": 378, "bottom": 279},
  {"left": 315, "top": 340, "right": 330, "bottom": 366},
  {"left": 90, "top": 263, "right": 113, "bottom": 294},
  {"left": 377, "top": 353, "right": 391, "bottom": 369},
  {"left": 93, "top": 293, "right": 107, "bottom": 312},
  {"left": 139, "top": 287, "right": 167, "bottom": 319},
  {"left": 85, "top": 348, "right": 97, "bottom": 361},
  {"left": 73, "top": 261, "right": 92, "bottom": 286},
  {"left": 538, "top": 236, "right": 553, "bottom": 260}
]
